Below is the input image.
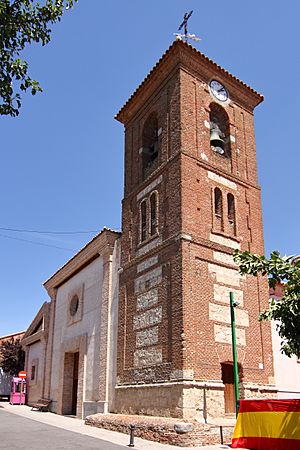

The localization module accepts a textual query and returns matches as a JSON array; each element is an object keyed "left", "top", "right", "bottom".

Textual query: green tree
[
  {"left": 0, "top": 0, "right": 77, "bottom": 117},
  {"left": 233, "top": 250, "right": 300, "bottom": 358},
  {"left": 0, "top": 337, "right": 25, "bottom": 375}
]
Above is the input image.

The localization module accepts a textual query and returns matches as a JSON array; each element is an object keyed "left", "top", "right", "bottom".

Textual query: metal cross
[
  {"left": 178, "top": 11, "right": 193, "bottom": 37},
  {"left": 174, "top": 11, "right": 201, "bottom": 44}
]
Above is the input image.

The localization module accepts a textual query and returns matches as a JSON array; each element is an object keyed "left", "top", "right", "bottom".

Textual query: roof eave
[
  {"left": 43, "top": 227, "right": 121, "bottom": 295},
  {"left": 115, "top": 40, "right": 263, "bottom": 124}
]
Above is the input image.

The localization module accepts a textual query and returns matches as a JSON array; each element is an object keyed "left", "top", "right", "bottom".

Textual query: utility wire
[
  {"left": 0, "top": 233, "right": 75, "bottom": 251},
  {"left": 0, "top": 227, "right": 100, "bottom": 235}
]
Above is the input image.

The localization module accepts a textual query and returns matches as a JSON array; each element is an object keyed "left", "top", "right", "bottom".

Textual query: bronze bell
[
  {"left": 141, "top": 142, "right": 158, "bottom": 156},
  {"left": 210, "top": 129, "right": 225, "bottom": 148}
]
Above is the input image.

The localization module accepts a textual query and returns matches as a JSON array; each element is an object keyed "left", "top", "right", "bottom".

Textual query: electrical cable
[
  {"left": 0, "top": 233, "right": 75, "bottom": 251},
  {"left": 0, "top": 227, "right": 99, "bottom": 235}
]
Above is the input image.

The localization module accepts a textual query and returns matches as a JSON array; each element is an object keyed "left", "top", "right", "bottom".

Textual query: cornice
[
  {"left": 120, "top": 229, "right": 240, "bottom": 273},
  {"left": 22, "top": 329, "right": 48, "bottom": 347},
  {"left": 115, "top": 40, "right": 263, "bottom": 124},
  {"left": 44, "top": 228, "right": 121, "bottom": 294},
  {"left": 22, "top": 301, "right": 50, "bottom": 341},
  {"left": 183, "top": 152, "right": 261, "bottom": 191},
  {"left": 123, "top": 149, "right": 260, "bottom": 205}
]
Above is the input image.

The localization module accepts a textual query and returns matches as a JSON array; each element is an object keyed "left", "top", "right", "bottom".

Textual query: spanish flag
[{"left": 231, "top": 399, "right": 300, "bottom": 449}]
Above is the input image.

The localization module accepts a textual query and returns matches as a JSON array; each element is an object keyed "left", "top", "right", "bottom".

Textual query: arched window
[
  {"left": 150, "top": 192, "right": 158, "bottom": 236},
  {"left": 209, "top": 103, "right": 231, "bottom": 157},
  {"left": 227, "top": 193, "right": 236, "bottom": 234},
  {"left": 214, "top": 187, "right": 223, "bottom": 232},
  {"left": 141, "top": 113, "right": 159, "bottom": 178},
  {"left": 214, "top": 188, "right": 223, "bottom": 218},
  {"left": 140, "top": 200, "right": 147, "bottom": 242}
]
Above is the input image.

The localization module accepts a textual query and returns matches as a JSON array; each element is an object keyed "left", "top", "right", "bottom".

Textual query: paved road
[{"left": 0, "top": 409, "right": 126, "bottom": 449}]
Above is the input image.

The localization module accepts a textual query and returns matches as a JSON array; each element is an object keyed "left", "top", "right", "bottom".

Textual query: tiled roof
[
  {"left": 116, "top": 39, "right": 263, "bottom": 121},
  {"left": 0, "top": 331, "right": 25, "bottom": 340},
  {"left": 43, "top": 227, "right": 121, "bottom": 287}
]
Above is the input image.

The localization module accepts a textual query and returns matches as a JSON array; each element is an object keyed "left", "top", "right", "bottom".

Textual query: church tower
[{"left": 115, "top": 40, "right": 275, "bottom": 419}]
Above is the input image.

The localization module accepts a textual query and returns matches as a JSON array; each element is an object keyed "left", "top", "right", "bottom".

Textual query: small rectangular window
[
  {"left": 31, "top": 365, "right": 36, "bottom": 381},
  {"left": 150, "top": 193, "right": 158, "bottom": 236},
  {"left": 227, "top": 193, "right": 236, "bottom": 235},
  {"left": 214, "top": 188, "right": 223, "bottom": 218},
  {"left": 141, "top": 201, "right": 147, "bottom": 242},
  {"left": 213, "top": 187, "right": 224, "bottom": 233},
  {"left": 227, "top": 193, "right": 235, "bottom": 224}
]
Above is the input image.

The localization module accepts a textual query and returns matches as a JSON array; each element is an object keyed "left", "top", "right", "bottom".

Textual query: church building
[
  {"left": 22, "top": 40, "right": 276, "bottom": 420},
  {"left": 23, "top": 229, "right": 120, "bottom": 418}
]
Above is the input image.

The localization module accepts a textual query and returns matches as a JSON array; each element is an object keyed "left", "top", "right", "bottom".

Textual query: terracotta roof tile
[
  {"left": 116, "top": 40, "right": 263, "bottom": 121},
  {"left": 43, "top": 227, "right": 121, "bottom": 287}
]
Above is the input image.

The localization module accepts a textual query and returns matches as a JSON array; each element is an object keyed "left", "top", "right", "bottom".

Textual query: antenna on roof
[{"left": 174, "top": 11, "right": 201, "bottom": 43}]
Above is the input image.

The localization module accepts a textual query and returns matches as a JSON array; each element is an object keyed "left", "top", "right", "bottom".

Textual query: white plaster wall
[
  {"left": 108, "top": 239, "right": 120, "bottom": 411},
  {"left": 28, "top": 341, "right": 44, "bottom": 380},
  {"left": 27, "top": 340, "right": 45, "bottom": 402},
  {"left": 50, "top": 257, "right": 104, "bottom": 403},
  {"left": 271, "top": 321, "right": 300, "bottom": 398}
]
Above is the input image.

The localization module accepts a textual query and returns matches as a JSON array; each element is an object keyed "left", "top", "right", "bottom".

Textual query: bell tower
[{"left": 115, "top": 40, "right": 275, "bottom": 419}]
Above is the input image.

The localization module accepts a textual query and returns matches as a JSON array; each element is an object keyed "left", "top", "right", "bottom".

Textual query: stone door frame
[{"left": 56, "top": 334, "right": 87, "bottom": 418}]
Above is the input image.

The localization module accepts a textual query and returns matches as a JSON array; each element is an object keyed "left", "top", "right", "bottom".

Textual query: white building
[
  {"left": 23, "top": 228, "right": 120, "bottom": 418},
  {"left": 270, "top": 285, "right": 300, "bottom": 398}
]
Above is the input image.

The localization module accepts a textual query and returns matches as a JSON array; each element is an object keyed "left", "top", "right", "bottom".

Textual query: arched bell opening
[
  {"left": 141, "top": 113, "right": 159, "bottom": 179},
  {"left": 209, "top": 103, "right": 231, "bottom": 158}
]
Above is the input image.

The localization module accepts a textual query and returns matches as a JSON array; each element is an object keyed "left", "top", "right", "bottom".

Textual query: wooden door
[
  {"left": 71, "top": 352, "right": 79, "bottom": 415},
  {"left": 221, "top": 363, "right": 235, "bottom": 414}
]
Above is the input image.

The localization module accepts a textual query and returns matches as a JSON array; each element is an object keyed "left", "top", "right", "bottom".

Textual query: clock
[{"left": 209, "top": 80, "right": 229, "bottom": 102}]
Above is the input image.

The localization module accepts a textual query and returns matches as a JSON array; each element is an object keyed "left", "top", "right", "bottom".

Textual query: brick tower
[{"left": 115, "top": 40, "right": 275, "bottom": 420}]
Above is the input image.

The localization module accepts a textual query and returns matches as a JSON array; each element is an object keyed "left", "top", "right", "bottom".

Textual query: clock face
[{"left": 209, "top": 80, "right": 229, "bottom": 102}]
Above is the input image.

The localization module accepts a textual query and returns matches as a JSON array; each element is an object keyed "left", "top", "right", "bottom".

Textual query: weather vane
[{"left": 174, "top": 11, "right": 201, "bottom": 43}]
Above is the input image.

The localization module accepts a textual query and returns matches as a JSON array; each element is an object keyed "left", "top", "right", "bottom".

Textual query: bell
[
  {"left": 141, "top": 146, "right": 152, "bottom": 155},
  {"left": 210, "top": 129, "right": 225, "bottom": 148},
  {"left": 141, "top": 142, "right": 158, "bottom": 156}
]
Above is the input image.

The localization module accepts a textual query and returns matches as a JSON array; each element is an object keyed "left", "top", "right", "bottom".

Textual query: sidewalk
[{"left": 0, "top": 401, "right": 232, "bottom": 450}]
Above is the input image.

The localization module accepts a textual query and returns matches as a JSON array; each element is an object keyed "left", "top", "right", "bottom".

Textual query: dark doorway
[
  {"left": 221, "top": 362, "right": 235, "bottom": 414},
  {"left": 71, "top": 352, "right": 79, "bottom": 415},
  {"left": 62, "top": 351, "right": 80, "bottom": 416}
]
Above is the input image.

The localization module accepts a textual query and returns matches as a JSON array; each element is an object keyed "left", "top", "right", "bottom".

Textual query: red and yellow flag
[{"left": 231, "top": 399, "right": 300, "bottom": 449}]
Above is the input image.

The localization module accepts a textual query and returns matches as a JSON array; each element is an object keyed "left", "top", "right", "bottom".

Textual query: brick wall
[{"left": 116, "top": 40, "right": 275, "bottom": 419}]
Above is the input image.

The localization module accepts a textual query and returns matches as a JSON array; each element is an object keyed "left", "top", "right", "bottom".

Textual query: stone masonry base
[
  {"left": 114, "top": 381, "right": 225, "bottom": 421},
  {"left": 85, "top": 413, "right": 234, "bottom": 447},
  {"left": 113, "top": 381, "right": 277, "bottom": 421}
]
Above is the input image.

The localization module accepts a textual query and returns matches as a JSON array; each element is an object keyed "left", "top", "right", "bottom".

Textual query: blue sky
[{"left": 1, "top": 1, "right": 299, "bottom": 336}]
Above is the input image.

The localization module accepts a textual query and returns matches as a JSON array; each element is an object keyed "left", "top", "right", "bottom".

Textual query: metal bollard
[{"left": 128, "top": 424, "right": 135, "bottom": 447}]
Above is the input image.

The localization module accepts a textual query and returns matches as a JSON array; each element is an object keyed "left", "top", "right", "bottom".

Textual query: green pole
[{"left": 230, "top": 291, "right": 239, "bottom": 417}]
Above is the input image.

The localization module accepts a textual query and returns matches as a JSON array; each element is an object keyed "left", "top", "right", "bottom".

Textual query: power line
[
  {"left": 0, "top": 233, "right": 75, "bottom": 251},
  {"left": 0, "top": 227, "right": 100, "bottom": 235}
]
